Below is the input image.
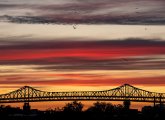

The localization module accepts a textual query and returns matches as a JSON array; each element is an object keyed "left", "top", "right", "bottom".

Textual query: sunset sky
[{"left": 0, "top": 0, "right": 165, "bottom": 110}]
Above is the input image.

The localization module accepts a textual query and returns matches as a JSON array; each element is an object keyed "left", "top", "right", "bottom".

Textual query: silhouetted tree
[
  {"left": 86, "top": 102, "right": 114, "bottom": 112},
  {"left": 86, "top": 102, "right": 124, "bottom": 114},
  {"left": 113, "top": 104, "right": 124, "bottom": 114},
  {"left": 63, "top": 101, "right": 83, "bottom": 112}
]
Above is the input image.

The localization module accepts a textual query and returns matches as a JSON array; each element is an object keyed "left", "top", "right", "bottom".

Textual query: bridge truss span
[{"left": 0, "top": 84, "right": 164, "bottom": 103}]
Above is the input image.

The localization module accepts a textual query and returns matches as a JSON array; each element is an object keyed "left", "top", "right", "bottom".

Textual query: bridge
[{"left": 0, "top": 84, "right": 164, "bottom": 109}]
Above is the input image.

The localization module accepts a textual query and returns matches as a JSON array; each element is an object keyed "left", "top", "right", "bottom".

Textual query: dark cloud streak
[
  {"left": 3, "top": 15, "right": 165, "bottom": 25},
  {"left": 0, "top": 38, "right": 165, "bottom": 50},
  {"left": 0, "top": 0, "right": 165, "bottom": 24}
]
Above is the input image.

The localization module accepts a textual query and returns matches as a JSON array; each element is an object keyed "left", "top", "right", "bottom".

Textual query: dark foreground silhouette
[{"left": 0, "top": 101, "right": 165, "bottom": 120}]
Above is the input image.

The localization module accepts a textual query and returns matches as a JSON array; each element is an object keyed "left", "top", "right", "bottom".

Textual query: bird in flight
[{"left": 73, "top": 25, "right": 77, "bottom": 29}]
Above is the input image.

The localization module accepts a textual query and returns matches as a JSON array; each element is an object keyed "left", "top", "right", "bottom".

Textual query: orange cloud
[{"left": 0, "top": 75, "right": 165, "bottom": 86}]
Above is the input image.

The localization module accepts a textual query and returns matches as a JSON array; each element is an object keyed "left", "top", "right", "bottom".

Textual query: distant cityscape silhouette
[{"left": 0, "top": 101, "right": 165, "bottom": 120}]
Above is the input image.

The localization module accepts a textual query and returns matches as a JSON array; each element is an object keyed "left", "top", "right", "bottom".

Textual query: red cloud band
[{"left": 0, "top": 46, "right": 165, "bottom": 60}]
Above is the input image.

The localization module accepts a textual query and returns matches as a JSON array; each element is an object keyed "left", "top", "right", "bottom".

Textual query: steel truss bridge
[{"left": 0, "top": 84, "right": 164, "bottom": 104}]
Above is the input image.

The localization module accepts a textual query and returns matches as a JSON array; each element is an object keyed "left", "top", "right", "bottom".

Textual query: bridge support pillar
[
  {"left": 123, "top": 100, "right": 130, "bottom": 110},
  {"left": 154, "top": 96, "right": 156, "bottom": 108},
  {"left": 159, "top": 96, "right": 163, "bottom": 109},
  {"left": 23, "top": 102, "right": 31, "bottom": 113}
]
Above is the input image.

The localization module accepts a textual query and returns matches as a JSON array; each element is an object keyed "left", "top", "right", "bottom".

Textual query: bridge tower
[
  {"left": 159, "top": 95, "right": 163, "bottom": 109},
  {"left": 154, "top": 96, "right": 156, "bottom": 108},
  {"left": 123, "top": 100, "right": 130, "bottom": 110},
  {"left": 23, "top": 102, "right": 31, "bottom": 113}
]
